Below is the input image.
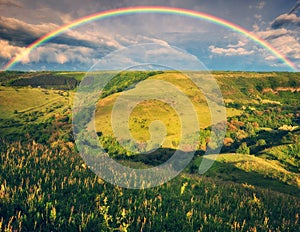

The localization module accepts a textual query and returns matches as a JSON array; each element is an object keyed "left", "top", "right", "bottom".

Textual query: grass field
[
  {"left": 95, "top": 72, "right": 242, "bottom": 149},
  {"left": 0, "top": 70, "right": 299, "bottom": 231},
  {"left": 0, "top": 87, "right": 66, "bottom": 118},
  {"left": 0, "top": 86, "right": 72, "bottom": 137},
  {"left": 192, "top": 153, "right": 300, "bottom": 195}
]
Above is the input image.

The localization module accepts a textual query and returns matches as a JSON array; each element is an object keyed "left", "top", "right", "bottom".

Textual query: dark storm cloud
[
  {"left": 0, "top": 16, "right": 55, "bottom": 46},
  {"left": 0, "top": 25, "right": 38, "bottom": 46},
  {"left": 49, "top": 36, "right": 103, "bottom": 49},
  {"left": 0, "top": 16, "right": 113, "bottom": 49}
]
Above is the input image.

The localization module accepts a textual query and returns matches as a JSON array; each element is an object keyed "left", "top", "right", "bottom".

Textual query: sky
[{"left": 0, "top": 0, "right": 299, "bottom": 71}]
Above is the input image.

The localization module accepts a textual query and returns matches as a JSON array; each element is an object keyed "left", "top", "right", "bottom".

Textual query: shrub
[{"left": 236, "top": 142, "right": 250, "bottom": 154}]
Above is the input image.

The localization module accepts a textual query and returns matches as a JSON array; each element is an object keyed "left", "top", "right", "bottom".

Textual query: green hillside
[
  {"left": 95, "top": 71, "right": 242, "bottom": 148},
  {"left": 0, "top": 70, "right": 299, "bottom": 231},
  {"left": 192, "top": 154, "right": 299, "bottom": 195}
]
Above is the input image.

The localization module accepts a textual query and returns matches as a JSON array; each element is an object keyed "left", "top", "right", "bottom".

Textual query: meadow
[{"left": 0, "top": 70, "right": 299, "bottom": 231}]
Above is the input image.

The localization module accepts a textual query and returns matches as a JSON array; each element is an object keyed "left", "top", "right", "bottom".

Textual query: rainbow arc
[{"left": 3, "top": 6, "right": 298, "bottom": 71}]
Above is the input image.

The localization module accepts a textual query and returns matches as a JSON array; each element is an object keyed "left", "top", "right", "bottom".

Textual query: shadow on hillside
[
  {"left": 116, "top": 147, "right": 300, "bottom": 197},
  {"left": 202, "top": 158, "right": 300, "bottom": 197},
  {"left": 221, "top": 129, "right": 300, "bottom": 173},
  {"left": 221, "top": 129, "right": 297, "bottom": 155}
]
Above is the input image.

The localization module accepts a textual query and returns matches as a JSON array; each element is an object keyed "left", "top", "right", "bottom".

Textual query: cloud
[
  {"left": 265, "top": 55, "right": 276, "bottom": 61},
  {"left": 257, "top": 1, "right": 266, "bottom": 10},
  {"left": 254, "top": 14, "right": 262, "bottom": 21},
  {"left": 256, "top": 28, "right": 289, "bottom": 40},
  {"left": 0, "top": 15, "right": 122, "bottom": 50},
  {"left": 66, "top": 30, "right": 122, "bottom": 49},
  {"left": 252, "top": 24, "right": 260, "bottom": 31},
  {"left": 209, "top": 40, "right": 254, "bottom": 56},
  {"left": 19, "top": 43, "right": 99, "bottom": 65},
  {"left": 0, "top": 15, "right": 125, "bottom": 69},
  {"left": 269, "top": 35, "right": 300, "bottom": 60},
  {"left": 91, "top": 43, "right": 202, "bottom": 71},
  {"left": 249, "top": 1, "right": 266, "bottom": 10},
  {"left": 0, "top": 13, "right": 183, "bottom": 69},
  {"left": 227, "top": 41, "right": 246, "bottom": 48},
  {"left": 135, "top": 36, "right": 170, "bottom": 47},
  {"left": 59, "top": 13, "right": 73, "bottom": 24},
  {"left": 209, "top": 46, "right": 254, "bottom": 56},
  {"left": 255, "top": 28, "right": 300, "bottom": 62},
  {"left": 0, "top": 16, "right": 58, "bottom": 46},
  {"left": 1, "top": 0, "right": 297, "bottom": 71},
  {"left": 0, "top": 0, "right": 22, "bottom": 8},
  {"left": 0, "top": 34, "right": 121, "bottom": 69},
  {"left": 271, "top": 13, "right": 300, "bottom": 29},
  {"left": 252, "top": 0, "right": 300, "bottom": 66},
  {"left": 0, "top": 39, "right": 26, "bottom": 59}
]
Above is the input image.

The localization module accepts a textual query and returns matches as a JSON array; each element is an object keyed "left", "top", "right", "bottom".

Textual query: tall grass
[{"left": 0, "top": 140, "right": 299, "bottom": 231}]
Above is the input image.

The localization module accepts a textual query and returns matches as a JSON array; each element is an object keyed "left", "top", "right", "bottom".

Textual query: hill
[
  {"left": 95, "top": 71, "right": 242, "bottom": 148},
  {"left": 0, "top": 70, "right": 299, "bottom": 231}
]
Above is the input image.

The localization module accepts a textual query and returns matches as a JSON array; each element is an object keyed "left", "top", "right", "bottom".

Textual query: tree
[
  {"left": 256, "top": 139, "right": 266, "bottom": 147},
  {"left": 256, "top": 84, "right": 263, "bottom": 92},
  {"left": 245, "top": 122, "right": 256, "bottom": 137},
  {"left": 236, "top": 142, "right": 250, "bottom": 154}
]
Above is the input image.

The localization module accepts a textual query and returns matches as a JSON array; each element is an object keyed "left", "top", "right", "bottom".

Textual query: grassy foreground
[{"left": 0, "top": 141, "right": 299, "bottom": 231}]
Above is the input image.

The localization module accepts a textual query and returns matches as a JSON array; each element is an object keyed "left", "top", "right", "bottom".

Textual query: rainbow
[{"left": 3, "top": 6, "right": 298, "bottom": 71}]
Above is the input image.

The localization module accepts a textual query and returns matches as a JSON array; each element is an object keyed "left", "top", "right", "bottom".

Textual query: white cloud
[
  {"left": 136, "top": 35, "right": 170, "bottom": 47},
  {"left": 257, "top": 1, "right": 266, "bottom": 10},
  {"left": 59, "top": 13, "right": 73, "bottom": 24},
  {"left": 271, "top": 35, "right": 300, "bottom": 59},
  {"left": 18, "top": 43, "right": 97, "bottom": 65},
  {"left": 209, "top": 46, "right": 254, "bottom": 56},
  {"left": 115, "top": 35, "right": 139, "bottom": 46},
  {"left": 254, "top": 14, "right": 262, "bottom": 21},
  {"left": 255, "top": 28, "right": 300, "bottom": 61},
  {"left": 56, "top": 53, "right": 68, "bottom": 64},
  {"left": 256, "top": 28, "right": 289, "bottom": 40},
  {"left": 0, "top": 39, "right": 26, "bottom": 59},
  {"left": 209, "top": 39, "right": 254, "bottom": 57},
  {"left": 252, "top": 24, "right": 260, "bottom": 31},
  {"left": 265, "top": 55, "right": 276, "bottom": 61},
  {"left": 66, "top": 29, "right": 123, "bottom": 49},
  {"left": 250, "top": 1, "right": 266, "bottom": 10},
  {"left": 271, "top": 13, "right": 300, "bottom": 29},
  {"left": 250, "top": 6, "right": 300, "bottom": 68}
]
